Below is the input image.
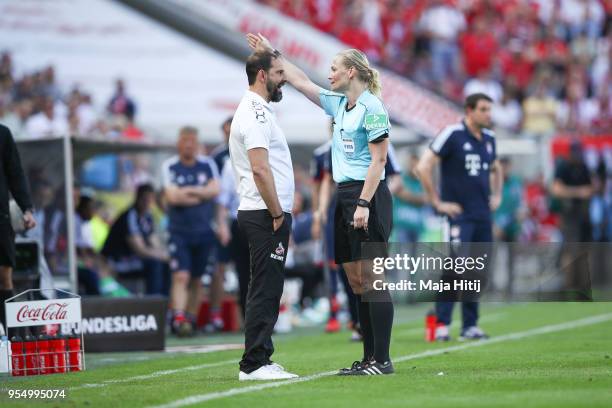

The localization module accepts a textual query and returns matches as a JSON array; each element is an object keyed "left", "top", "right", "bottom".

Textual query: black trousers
[
  {"left": 237, "top": 209, "right": 292, "bottom": 373},
  {"left": 0, "top": 222, "right": 15, "bottom": 268},
  {"left": 229, "top": 219, "right": 251, "bottom": 318}
]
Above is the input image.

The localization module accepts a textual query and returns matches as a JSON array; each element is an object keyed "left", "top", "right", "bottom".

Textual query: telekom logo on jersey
[
  {"left": 16, "top": 303, "right": 69, "bottom": 323},
  {"left": 465, "top": 154, "right": 482, "bottom": 176}
]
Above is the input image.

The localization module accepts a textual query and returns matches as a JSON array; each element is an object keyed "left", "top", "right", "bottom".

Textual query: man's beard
[
  {"left": 476, "top": 119, "right": 491, "bottom": 129},
  {"left": 267, "top": 79, "right": 283, "bottom": 103}
]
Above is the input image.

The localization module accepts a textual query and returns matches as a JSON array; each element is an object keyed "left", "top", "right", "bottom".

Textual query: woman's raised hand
[{"left": 246, "top": 33, "right": 274, "bottom": 53}]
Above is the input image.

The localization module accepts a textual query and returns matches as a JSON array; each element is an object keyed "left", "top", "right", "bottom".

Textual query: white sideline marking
[
  {"left": 90, "top": 344, "right": 243, "bottom": 368},
  {"left": 149, "top": 313, "right": 612, "bottom": 408},
  {"left": 71, "top": 359, "right": 238, "bottom": 390},
  {"left": 92, "top": 356, "right": 155, "bottom": 366},
  {"left": 164, "top": 344, "right": 244, "bottom": 354}
]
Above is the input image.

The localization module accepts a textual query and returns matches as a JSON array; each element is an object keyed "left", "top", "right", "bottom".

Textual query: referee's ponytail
[
  {"left": 338, "top": 49, "right": 382, "bottom": 98},
  {"left": 367, "top": 66, "right": 381, "bottom": 98}
]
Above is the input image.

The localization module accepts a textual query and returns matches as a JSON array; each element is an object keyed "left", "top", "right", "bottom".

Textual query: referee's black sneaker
[
  {"left": 338, "top": 357, "right": 374, "bottom": 375},
  {"left": 342, "top": 360, "right": 394, "bottom": 376}
]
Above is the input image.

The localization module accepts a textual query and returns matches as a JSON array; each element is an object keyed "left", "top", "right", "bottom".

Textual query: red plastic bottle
[
  {"left": 24, "top": 335, "right": 39, "bottom": 376},
  {"left": 37, "top": 335, "right": 51, "bottom": 375},
  {"left": 10, "top": 336, "right": 24, "bottom": 377},
  {"left": 67, "top": 335, "right": 82, "bottom": 372},
  {"left": 425, "top": 310, "right": 437, "bottom": 342},
  {"left": 50, "top": 335, "right": 66, "bottom": 373}
]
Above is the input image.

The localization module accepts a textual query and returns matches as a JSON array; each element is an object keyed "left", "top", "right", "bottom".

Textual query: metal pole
[{"left": 63, "top": 135, "right": 77, "bottom": 293}]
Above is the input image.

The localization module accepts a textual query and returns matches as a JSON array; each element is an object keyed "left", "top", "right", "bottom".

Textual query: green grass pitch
[{"left": 1, "top": 302, "right": 611, "bottom": 407}]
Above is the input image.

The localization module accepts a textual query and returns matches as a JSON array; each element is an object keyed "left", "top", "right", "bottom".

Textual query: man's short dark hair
[
  {"left": 464, "top": 93, "right": 493, "bottom": 110},
  {"left": 246, "top": 51, "right": 276, "bottom": 85},
  {"left": 179, "top": 126, "right": 198, "bottom": 137},
  {"left": 135, "top": 183, "right": 155, "bottom": 203},
  {"left": 77, "top": 195, "right": 94, "bottom": 214}
]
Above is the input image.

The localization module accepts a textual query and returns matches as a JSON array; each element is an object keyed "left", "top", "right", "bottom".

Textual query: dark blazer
[{"left": 0, "top": 124, "right": 33, "bottom": 225}]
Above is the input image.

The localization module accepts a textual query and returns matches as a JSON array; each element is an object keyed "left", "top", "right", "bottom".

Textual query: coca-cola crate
[{"left": 2, "top": 289, "right": 85, "bottom": 377}]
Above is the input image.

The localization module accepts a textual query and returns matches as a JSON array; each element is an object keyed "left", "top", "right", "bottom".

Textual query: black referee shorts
[
  {"left": 0, "top": 223, "right": 15, "bottom": 268},
  {"left": 334, "top": 180, "right": 392, "bottom": 264}
]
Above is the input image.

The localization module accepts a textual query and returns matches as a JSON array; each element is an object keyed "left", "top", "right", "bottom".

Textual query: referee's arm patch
[{"left": 364, "top": 113, "right": 389, "bottom": 131}]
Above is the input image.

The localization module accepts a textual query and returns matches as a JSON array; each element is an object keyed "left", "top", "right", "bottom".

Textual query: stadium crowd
[
  {"left": 260, "top": 0, "right": 612, "bottom": 134},
  {"left": 0, "top": 51, "right": 144, "bottom": 141}
]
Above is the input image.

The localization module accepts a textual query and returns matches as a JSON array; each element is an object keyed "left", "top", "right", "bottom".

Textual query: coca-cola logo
[{"left": 16, "top": 303, "right": 69, "bottom": 323}]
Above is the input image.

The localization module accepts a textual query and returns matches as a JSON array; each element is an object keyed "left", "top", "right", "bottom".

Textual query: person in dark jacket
[{"left": 0, "top": 124, "right": 36, "bottom": 334}]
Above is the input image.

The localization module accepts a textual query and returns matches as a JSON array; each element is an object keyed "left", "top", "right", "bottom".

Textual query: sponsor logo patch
[
  {"left": 271, "top": 242, "right": 285, "bottom": 261},
  {"left": 364, "top": 113, "right": 388, "bottom": 131}
]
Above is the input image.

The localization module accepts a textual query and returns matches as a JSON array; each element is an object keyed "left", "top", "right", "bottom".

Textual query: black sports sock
[
  {"left": 339, "top": 266, "right": 359, "bottom": 326},
  {"left": 356, "top": 294, "right": 374, "bottom": 360},
  {"left": 367, "top": 289, "right": 394, "bottom": 363},
  {"left": 0, "top": 289, "right": 15, "bottom": 335},
  {"left": 347, "top": 289, "right": 359, "bottom": 328}
]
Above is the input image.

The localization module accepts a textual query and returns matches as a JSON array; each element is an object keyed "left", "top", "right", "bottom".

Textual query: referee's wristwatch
[{"left": 357, "top": 199, "right": 370, "bottom": 208}]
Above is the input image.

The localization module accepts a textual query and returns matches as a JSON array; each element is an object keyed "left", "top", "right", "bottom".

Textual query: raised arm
[{"left": 247, "top": 33, "right": 322, "bottom": 107}]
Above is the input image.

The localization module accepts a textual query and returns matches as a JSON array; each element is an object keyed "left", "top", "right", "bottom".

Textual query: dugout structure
[{"left": 15, "top": 136, "right": 174, "bottom": 293}]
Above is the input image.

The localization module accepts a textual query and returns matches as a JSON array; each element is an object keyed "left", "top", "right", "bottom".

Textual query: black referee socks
[
  {"left": 356, "top": 294, "right": 374, "bottom": 360},
  {"left": 366, "top": 289, "right": 394, "bottom": 364}
]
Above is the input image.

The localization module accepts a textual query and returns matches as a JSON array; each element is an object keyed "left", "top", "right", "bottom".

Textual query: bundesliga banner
[{"left": 60, "top": 297, "right": 167, "bottom": 352}]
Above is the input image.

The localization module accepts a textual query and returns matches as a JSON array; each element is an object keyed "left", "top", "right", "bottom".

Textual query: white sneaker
[
  {"left": 267, "top": 362, "right": 285, "bottom": 371},
  {"left": 266, "top": 362, "right": 298, "bottom": 378},
  {"left": 435, "top": 325, "right": 450, "bottom": 341},
  {"left": 238, "top": 364, "right": 299, "bottom": 381},
  {"left": 459, "top": 326, "right": 489, "bottom": 341}
]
